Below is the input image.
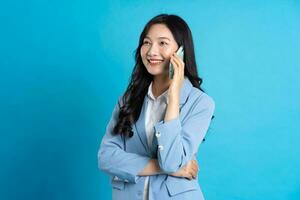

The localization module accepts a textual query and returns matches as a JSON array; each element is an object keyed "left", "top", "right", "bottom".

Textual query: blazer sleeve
[
  {"left": 153, "top": 93, "right": 215, "bottom": 173},
  {"left": 97, "top": 98, "right": 151, "bottom": 183}
]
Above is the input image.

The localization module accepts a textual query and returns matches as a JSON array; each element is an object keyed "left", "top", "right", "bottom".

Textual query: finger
[
  {"left": 172, "top": 59, "right": 182, "bottom": 80},
  {"left": 187, "top": 166, "right": 196, "bottom": 177},
  {"left": 192, "top": 171, "right": 198, "bottom": 179},
  {"left": 170, "top": 55, "right": 180, "bottom": 72},
  {"left": 187, "top": 174, "right": 192, "bottom": 180},
  {"left": 191, "top": 164, "right": 198, "bottom": 173},
  {"left": 189, "top": 171, "right": 196, "bottom": 180},
  {"left": 170, "top": 58, "right": 180, "bottom": 80},
  {"left": 191, "top": 170, "right": 197, "bottom": 179},
  {"left": 173, "top": 53, "right": 185, "bottom": 66},
  {"left": 173, "top": 54, "right": 184, "bottom": 78},
  {"left": 189, "top": 161, "right": 196, "bottom": 169},
  {"left": 191, "top": 161, "right": 198, "bottom": 170},
  {"left": 183, "top": 168, "right": 192, "bottom": 180},
  {"left": 192, "top": 160, "right": 199, "bottom": 171},
  {"left": 191, "top": 167, "right": 197, "bottom": 177}
]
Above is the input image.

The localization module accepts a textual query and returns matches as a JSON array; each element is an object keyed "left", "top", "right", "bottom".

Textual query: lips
[{"left": 147, "top": 58, "right": 164, "bottom": 64}]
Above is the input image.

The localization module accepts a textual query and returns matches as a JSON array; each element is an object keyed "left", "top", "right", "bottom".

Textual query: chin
[
  {"left": 145, "top": 64, "right": 168, "bottom": 76},
  {"left": 144, "top": 66, "right": 161, "bottom": 74}
]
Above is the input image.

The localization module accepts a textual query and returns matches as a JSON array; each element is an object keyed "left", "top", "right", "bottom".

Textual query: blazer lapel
[
  {"left": 133, "top": 77, "right": 193, "bottom": 155},
  {"left": 179, "top": 76, "right": 193, "bottom": 106},
  {"left": 133, "top": 95, "right": 150, "bottom": 154}
]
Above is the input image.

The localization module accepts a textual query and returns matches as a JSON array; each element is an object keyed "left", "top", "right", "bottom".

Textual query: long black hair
[{"left": 113, "top": 14, "right": 206, "bottom": 137}]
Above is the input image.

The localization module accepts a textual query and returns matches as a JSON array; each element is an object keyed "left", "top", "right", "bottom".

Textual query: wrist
[
  {"left": 168, "top": 92, "right": 179, "bottom": 102},
  {"left": 168, "top": 88, "right": 179, "bottom": 97},
  {"left": 153, "top": 159, "right": 163, "bottom": 174}
]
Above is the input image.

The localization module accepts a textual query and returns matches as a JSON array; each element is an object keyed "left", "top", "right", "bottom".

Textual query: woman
[{"left": 98, "top": 14, "right": 215, "bottom": 200}]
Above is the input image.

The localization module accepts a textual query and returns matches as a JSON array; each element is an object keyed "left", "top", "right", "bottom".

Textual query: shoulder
[{"left": 188, "top": 87, "right": 215, "bottom": 113}]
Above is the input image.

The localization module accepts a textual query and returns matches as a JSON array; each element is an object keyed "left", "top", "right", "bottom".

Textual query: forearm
[
  {"left": 138, "top": 159, "right": 163, "bottom": 176},
  {"left": 154, "top": 94, "right": 215, "bottom": 172},
  {"left": 164, "top": 92, "right": 180, "bottom": 122}
]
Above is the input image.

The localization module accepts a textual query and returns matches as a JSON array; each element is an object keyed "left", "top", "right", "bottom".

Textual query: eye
[
  {"left": 160, "top": 41, "right": 168, "bottom": 46},
  {"left": 143, "top": 40, "right": 150, "bottom": 45}
]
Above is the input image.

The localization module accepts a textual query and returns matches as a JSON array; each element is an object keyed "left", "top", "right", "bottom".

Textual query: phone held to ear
[{"left": 169, "top": 46, "right": 184, "bottom": 79}]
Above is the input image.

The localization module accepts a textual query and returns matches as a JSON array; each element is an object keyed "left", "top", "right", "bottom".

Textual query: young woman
[{"left": 98, "top": 14, "right": 215, "bottom": 200}]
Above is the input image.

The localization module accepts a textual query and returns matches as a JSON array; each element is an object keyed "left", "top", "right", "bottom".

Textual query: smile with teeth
[{"left": 148, "top": 59, "right": 163, "bottom": 64}]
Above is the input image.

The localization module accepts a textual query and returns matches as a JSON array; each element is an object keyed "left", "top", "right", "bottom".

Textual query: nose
[{"left": 146, "top": 43, "right": 159, "bottom": 57}]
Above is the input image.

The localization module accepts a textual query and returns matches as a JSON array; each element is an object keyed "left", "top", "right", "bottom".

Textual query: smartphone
[{"left": 169, "top": 46, "right": 184, "bottom": 79}]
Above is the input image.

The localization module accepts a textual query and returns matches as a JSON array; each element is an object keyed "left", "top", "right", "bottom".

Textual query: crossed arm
[
  {"left": 98, "top": 94, "right": 214, "bottom": 183},
  {"left": 138, "top": 158, "right": 199, "bottom": 180}
]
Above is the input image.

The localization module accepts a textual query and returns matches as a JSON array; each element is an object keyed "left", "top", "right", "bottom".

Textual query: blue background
[{"left": 1, "top": 0, "right": 299, "bottom": 199}]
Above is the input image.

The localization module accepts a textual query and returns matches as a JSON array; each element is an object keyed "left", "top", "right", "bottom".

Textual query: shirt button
[
  {"left": 137, "top": 191, "right": 143, "bottom": 196},
  {"left": 158, "top": 145, "right": 164, "bottom": 151},
  {"left": 155, "top": 132, "right": 161, "bottom": 138}
]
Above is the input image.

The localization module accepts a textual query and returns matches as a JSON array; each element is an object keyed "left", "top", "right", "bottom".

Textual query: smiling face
[{"left": 140, "top": 24, "right": 179, "bottom": 77}]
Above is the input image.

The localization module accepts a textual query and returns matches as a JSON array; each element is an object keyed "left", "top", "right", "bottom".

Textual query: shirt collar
[
  {"left": 146, "top": 76, "right": 193, "bottom": 105},
  {"left": 147, "top": 81, "right": 169, "bottom": 104}
]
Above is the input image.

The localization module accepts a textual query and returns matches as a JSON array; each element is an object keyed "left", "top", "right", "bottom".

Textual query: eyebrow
[{"left": 144, "top": 36, "right": 170, "bottom": 41}]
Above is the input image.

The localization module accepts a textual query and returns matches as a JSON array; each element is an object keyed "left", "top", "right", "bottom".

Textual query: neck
[{"left": 152, "top": 74, "right": 171, "bottom": 98}]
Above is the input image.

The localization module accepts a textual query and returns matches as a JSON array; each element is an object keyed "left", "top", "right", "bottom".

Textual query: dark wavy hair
[{"left": 113, "top": 14, "right": 208, "bottom": 138}]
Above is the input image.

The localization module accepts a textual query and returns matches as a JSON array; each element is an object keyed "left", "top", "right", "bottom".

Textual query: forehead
[{"left": 144, "top": 24, "right": 175, "bottom": 41}]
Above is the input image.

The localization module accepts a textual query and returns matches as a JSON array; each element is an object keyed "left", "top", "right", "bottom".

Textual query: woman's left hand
[
  {"left": 169, "top": 159, "right": 199, "bottom": 180},
  {"left": 168, "top": 52, "right": 185, "bottom": 96}
]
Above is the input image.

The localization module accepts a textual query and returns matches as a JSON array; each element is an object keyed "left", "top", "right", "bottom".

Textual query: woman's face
[{"left": 140, "top": 24, "right": 179, "bottom": 77}]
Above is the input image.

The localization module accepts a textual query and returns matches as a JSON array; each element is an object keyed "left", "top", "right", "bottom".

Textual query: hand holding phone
[{"left": 169, "top": 46, "right": 184, "bottom": 79}]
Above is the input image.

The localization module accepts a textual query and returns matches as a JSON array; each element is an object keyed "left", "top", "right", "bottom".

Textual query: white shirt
[{"left": 143, "top": 81, "right": 169, "bottom": 200}]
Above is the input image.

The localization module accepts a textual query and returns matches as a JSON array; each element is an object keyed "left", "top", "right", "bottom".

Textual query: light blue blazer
[{"left": 98, "top": 77, "right": 215, "bottom": 200}]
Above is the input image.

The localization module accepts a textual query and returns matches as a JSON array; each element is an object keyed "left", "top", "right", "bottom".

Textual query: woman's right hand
[{"left": 169, "top": 159, "right": 199, "bottom": 180}]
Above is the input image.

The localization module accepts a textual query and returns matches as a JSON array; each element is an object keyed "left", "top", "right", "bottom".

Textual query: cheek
[
  {"left": 140, "top": 47, "right": 145, "bottom": 55},
  {"left": 162, "top": 48, "right": 174, "bottom": 58},
  {"left": 140, "top": 48, "right": 149, "bottom": 62}
]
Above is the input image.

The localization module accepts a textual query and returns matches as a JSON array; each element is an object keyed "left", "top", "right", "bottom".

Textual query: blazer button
[
  {"left": 155, "top": 132, "right": 161, "bottom": 138},
  {"left": 158, "top": 145, "right": 164, "bottom": 151}
]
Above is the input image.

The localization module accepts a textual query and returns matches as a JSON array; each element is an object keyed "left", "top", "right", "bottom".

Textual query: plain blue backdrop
[{"left": 0, "top": 0, "right": 299, "bottom": 199}]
